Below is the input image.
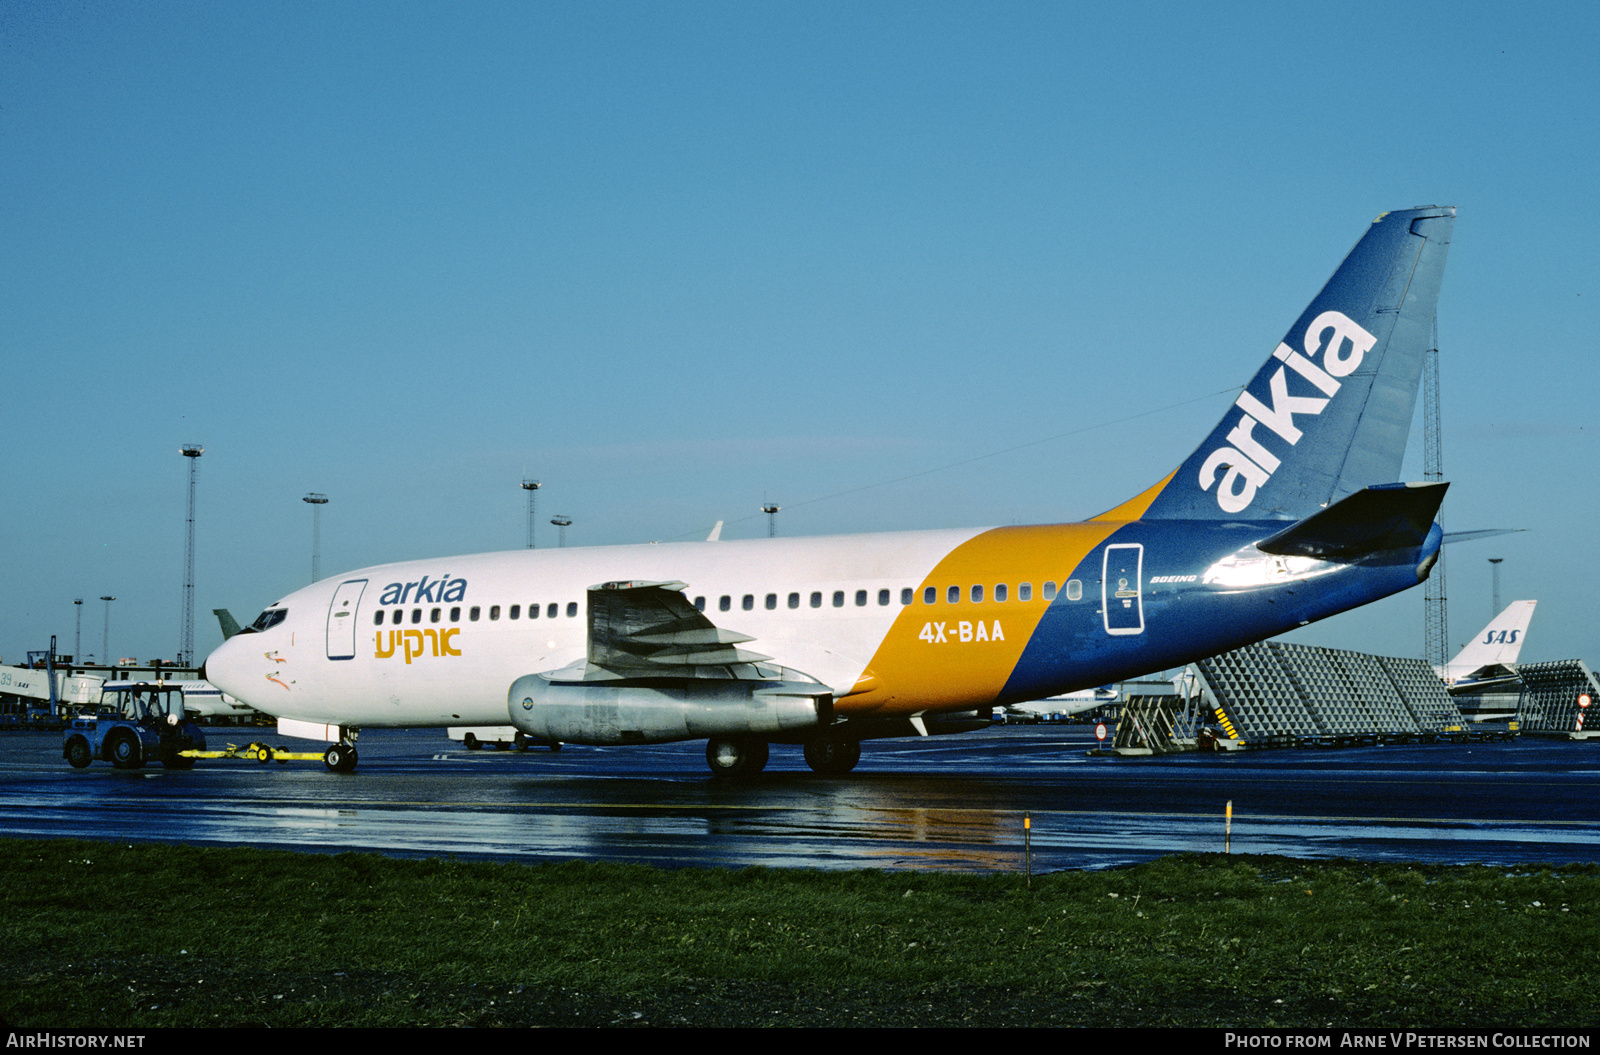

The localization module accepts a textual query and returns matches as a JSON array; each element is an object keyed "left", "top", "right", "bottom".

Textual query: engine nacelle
[{"left": 508, "top": 671, "right": 833, "bottom": 745}]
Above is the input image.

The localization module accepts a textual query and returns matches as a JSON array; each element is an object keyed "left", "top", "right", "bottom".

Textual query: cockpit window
[{"left": 244, "top": 608, "right": 287, "bottom": 634}]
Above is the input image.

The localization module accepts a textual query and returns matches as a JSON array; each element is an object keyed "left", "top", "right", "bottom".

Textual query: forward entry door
[{"left": 326, "top": 579, "right": 368, "bottom": 660}]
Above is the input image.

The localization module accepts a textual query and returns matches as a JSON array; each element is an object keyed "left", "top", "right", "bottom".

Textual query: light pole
[
  {"left": 303, "top": 494, "right": 329, "bottom": 582},
  {"left": 762, "top": 503, "right": 781, "bottom": 538},
  {"left": 74, "top": 599, "right": 83, "bottom": 663},
  {"left": 522, "top": 479, "right": 542, "bottom": 548},
  {"left": 179, "top": 444, "right": 203, "bottom": 667},
  {"left": 1488, "top": 558, "right": 1503, "bottom": 619},
  {"left": 550, "top": 516, "right": 571, "bottom": 548},
  {"left": 100, "top": 596, "right": 116, "bottom": 668}
]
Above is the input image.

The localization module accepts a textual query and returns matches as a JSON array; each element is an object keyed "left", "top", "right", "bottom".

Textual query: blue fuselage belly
[{"left": 998, "top": 520, "right": 1441, "bottom": 703}]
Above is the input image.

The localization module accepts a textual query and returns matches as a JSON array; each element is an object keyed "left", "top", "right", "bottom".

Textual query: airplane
[
  {"left": 1001, "top": 687, "right": 1118, "bottom": 722},
  {"left": 1436, "top": 599, "right": 1537, "bottom": 689},
  {"left": 205, "top": 205, "right": 1457, "bottom": 777}
]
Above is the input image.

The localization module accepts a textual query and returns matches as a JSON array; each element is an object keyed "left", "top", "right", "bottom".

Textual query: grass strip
[{"left": 3, "top": 838, "right": 1597, "bottom": 1028}]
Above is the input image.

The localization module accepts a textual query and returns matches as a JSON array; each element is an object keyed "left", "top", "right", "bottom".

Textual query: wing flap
[{"left": 587, "top": 580, "right": 772, "bottom": 676}]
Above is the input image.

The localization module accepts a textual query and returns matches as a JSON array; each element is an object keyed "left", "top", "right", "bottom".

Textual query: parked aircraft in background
[
  {"left": 1437, "top": 600, "right": 1538, "bottom": 689},
  {"left": 206, "top": 206, "right": 1457, "bottom": 776}
]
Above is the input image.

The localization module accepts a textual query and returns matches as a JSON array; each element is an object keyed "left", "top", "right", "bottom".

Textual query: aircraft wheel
[
  {"left": 66, "top": 737, "right": 92, "bottom": 769},
  {"left": 803, "top": 736, "right": 861, "bottom": 775},
  {"left": 324, "top": 743, "right": 358, "bottom": 774},
  {"left": 464, "top": 733, "right": 481, "bottom": 750},
  {"left": 108, "top": 730, "right": 143, "bottom": 770},
  {"left": 549, "top": 741, "right": 562, "bottom": 753},
  {"left": 705, "top": 737, "right": 768, "bottom": 780}
]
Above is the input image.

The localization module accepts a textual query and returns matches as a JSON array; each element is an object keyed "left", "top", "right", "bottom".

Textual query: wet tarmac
[{"left": 4, "top": 725, "right": 1600, "bottom": 872}]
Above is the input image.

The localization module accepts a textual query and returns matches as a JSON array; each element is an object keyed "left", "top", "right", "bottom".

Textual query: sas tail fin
[
  {"left": 1440, "top": 600, "right": 1537, "bottom": 684},
  {"left": 1113, "top": 205, "right": 1455, "bottom": 522}
]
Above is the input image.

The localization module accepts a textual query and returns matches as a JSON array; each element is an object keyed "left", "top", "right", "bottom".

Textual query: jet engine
[{"left": 508, "top": 667, "right": 833, "bottom": 745}]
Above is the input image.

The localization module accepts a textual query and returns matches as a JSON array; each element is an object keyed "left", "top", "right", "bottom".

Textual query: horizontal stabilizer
[
  {"left": 1256, "top": 482, "right": 1447, "bottom": 560},
  {"left": 1443, "top": 528, "right": 1526, "bottom": 545}
]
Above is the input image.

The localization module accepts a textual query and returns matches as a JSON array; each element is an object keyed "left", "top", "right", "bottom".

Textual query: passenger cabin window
[
  {"left": 765, "top": 593, "right": 777, "bottom": 610},
  {"left": 694, "top": 596, "right": 705, "bottom": 611},
  {"left": 923, "top": 586, "right": 936, "bottom": 604},
  {"left": 901, "top": 588, "right": 913, "bottom": 605},
  {"left": 527, "top": 604, "right": 538, "bottom": 619},
  {"left": 411, "top": 608, "right": 422, "bottom": 624},
  {"left": 1042, "top": 582, "right": 1057, "bottom": 601},
  {"left": 788, "top": 592, "right": 800, "bottom": 609},
  {"left": 470, "top": 607, "right": 481, "bottom": 621},
  {"left": 878, "top": 589, "right": 891, "bottom": 606},
  {"left": 1066, "top": 579, "right": 1083, "bottom": 601},
  {"left": 719, "top": 595, "right": 731, "bottom": 612},
  {"left": 995, "top": 583, "right": 1008, "bottom": 603},
  {"left": 509, "top": 605, "right": 520, "bottom": 620},
  {"left": 947, "top": 585, "right": 960, "bottom": 604},
  {"left": 547, "top": 603, "right": 558, "bottom": 619},
  {"left": 970, "top": 584, "right": 984, "bottom": 604},
  {"left": 742, "top": 594, "right": 754, "bottom": 611},
  {"left": 566, "top": 602, "right": 577, "bottom": 617},
  {"left": 810, "top": 592, "right": 822, "bottom": 609},
  {"left": 373, "top": 611, "right": 384, "bottom": 626},
  {"left": 1019, "top": 583, "right": 1033, "bottom": 602},
  {"left": 430, "top": 608, "right": 441, "bottom": 623},
  {"left": 489, "top": 605, "right": 500, "bottom": 621},
  {"left": 832, "top": 591, "right": 845, "bottom": 608},
  {"left": 451, "top": 606, "right": 461, "bottom": 622}
]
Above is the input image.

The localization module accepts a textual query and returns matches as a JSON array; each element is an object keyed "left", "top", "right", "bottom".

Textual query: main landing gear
[
  {"left": 703, "top": 735, "right": 863, "bottom": 778},
  {"left": 705, "top": 736, "right": 768, "bottom": 779},
  {"left": 802, "top": 735, "right": 862, "bottom": 775}
]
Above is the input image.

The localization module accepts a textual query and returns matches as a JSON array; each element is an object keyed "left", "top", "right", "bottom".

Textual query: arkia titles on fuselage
[{"left": 206, "top": 206, "right": 1457, "bottom": 776}]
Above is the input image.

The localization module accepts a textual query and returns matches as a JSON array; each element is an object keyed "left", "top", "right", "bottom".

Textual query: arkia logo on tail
[{"left": 1199, "top": 310, "right": 1376, "bottom": 513}]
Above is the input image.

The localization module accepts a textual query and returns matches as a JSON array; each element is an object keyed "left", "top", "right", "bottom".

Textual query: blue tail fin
[{"left": 1135, "top": 206, "right": 1455, "bottom": 521}]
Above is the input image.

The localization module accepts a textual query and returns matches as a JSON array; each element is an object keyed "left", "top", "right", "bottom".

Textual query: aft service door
[
  {"left": 1102, "top": 544, "right": 1144, "bottom": 636},
  {"left": 326, "top": 579, "right": 367, "bottom": 660}
]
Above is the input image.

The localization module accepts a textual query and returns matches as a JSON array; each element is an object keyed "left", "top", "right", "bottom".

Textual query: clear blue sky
[{"left": 3, "top": 1, "right": 1595, "bottom": 669}]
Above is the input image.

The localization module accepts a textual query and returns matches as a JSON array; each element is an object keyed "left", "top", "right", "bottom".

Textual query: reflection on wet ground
[{"left": 4, "top": 726, "right": 1599, "bottom": 871}]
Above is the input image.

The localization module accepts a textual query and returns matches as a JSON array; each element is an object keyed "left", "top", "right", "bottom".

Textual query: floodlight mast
[
  {"left": 521, "top": 479, "right": 542, "bottom": 548},
  {"left": 550, "top": 515, "right": 571, "bottom": 548},
  {"left": 303, "top": 493, "right": 329, "bottom": 582},
  {"left": 762, "top": 503, "right": 781, "bottom": 538},
  {"left": 179, "top": 445, "right": 203, "bottom": 667},
  {"left": 100, "top": 596, "right": 116, "bottom": 667},
  {"left": 1488, "top": 558, "right": 1503, "bottom": 620}
]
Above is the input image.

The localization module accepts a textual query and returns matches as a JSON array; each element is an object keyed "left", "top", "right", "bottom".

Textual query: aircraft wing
[{"left": 582, "top": 580, "right": 774, "bottom": 680}]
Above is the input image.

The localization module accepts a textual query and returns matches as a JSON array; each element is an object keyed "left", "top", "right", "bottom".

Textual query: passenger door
[{"left": 326, "top": 579, "right": 368, "bottom": 660}]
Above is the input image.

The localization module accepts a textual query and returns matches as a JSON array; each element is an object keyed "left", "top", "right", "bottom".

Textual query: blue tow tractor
[
  {"left": 63, "top": 681, "right": 208, "bottom": 770},
  {"left": 64, "top": 681, "right": 332, "bottom": 769}
]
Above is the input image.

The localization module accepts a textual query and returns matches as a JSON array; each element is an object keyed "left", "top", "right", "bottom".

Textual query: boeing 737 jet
[{"left": 206, "top": 205, "right": 1457, "bottom": 776}]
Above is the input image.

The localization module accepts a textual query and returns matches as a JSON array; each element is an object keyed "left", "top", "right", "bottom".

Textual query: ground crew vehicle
[{"left": 63, "top": 681, "right": 207, "bottom": 770}]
